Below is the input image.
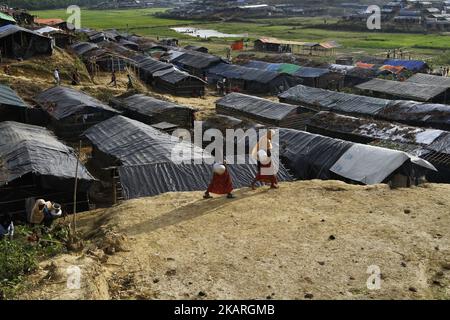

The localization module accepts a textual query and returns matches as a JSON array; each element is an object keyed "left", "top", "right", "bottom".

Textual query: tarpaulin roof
[
  {"left": 406, "top": 73, "right": 450, "bottom": 88},
  {"left": 279, "top": 85, "right": 389, "bottom": 115},
  {"left": 35, "top": 86, "right": 118, "bottom": 120},
  {"left": 278, "top": 128, "right": 435, "bottom": 184},
  {"left": 292, "top": 67, "right": 330, "bottom": 78},
  {"left": 216, "top": 92, "right": 299, "bottom": 121},
  {"left": 137, "top": 56, "right": 173, "bottom": 74},
  {"left": 378, "top": 100, "right": 450, "bottom": 130},
  {"left": 71, "top": 42, "right": 99, "bottom": 56},
  {"left": 0, "top": 121, "right": 94, "bottom": 186},
  {"left": 84, "top": 116, "right": 293, "bottom": 199},
  {"left": 121, "top": 94, "right": 194, "bottom": 117},
  {"left": 34, "top": 18, "right": 65, "bottom": 25},
  {"left": 379, "top": 65, "right": 405, "bottom": 74},
  {"left": 0, "top": 84, "right": 28, "bottom": 108},
  {"left": 35, "top": 26, "right": 61, "bottom": 34},
  {"left": 0, "top": 24, "right": 50, "bottom": 40},
  {"left": 356, "top": 78, "right": 448, "bottom": 101},
  {"left": 118, "top": 161, "right": 293, "bottom": 200},
  {"left": 244, "top": 60, "right": 301, "bottom": 74},
  {"left": 0, "top": 12, "right": 16, "bottom": 23},
  {"left": 171, "top": 50, "right": 223, "bottom": 69},
  {"left": 330, "top": 144, "right": 435, "bottom": 184},
  {"left": 153, "top": 68, "right": 206, "bottom": 84},
  {"left": 384, "top": 59, "right": 428, "bottom": 71},
  {"left": 84, "top": 115, "right": 207, "bottom": 166},
  {"left": 207, "top": 63, "right": 285, "bottom": 83}
]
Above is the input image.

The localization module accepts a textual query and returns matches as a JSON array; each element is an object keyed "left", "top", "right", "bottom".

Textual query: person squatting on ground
[
  {"left": 251, "top": 129, "right": 279, "bottom": 190},
  {"left": 204, "top": 161, "right": 235, "bottom": 199},
  {"left": 30, "top": 199, "right": 62, "bottom": 228}
]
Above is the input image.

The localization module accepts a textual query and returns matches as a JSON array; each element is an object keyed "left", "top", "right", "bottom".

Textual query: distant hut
[
  {"left": 171, "top": 50, "right": 223, "bottom": 78},
  {"left": 34, "top": 86, "right": 119, "bottom": 140},
  {"left": 0, "top": 121, "right": 95, "bottom": 219}
]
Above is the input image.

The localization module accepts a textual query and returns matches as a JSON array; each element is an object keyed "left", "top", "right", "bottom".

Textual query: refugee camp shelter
[
  {"left": 356, "top": 78, "right": 449, "bottom": 103},
  {"left": 113, "top": 94, "right": 196, "bottom": 128},
  {"left": 207, "top": 63, "right": 302, "bottom": 94},
  {"left": 279, "top": 128, "right": 436, "bottom": 186},
  {"left": 81, "top": 47, "right": 132, "bottom": 72},
  {"left": 0, "top": 24, "right": 53, "bottom": 59},
  {"left": 216, "top": 92, "right": 314, "bottom": 129},
  {"left": 184, "top": 45, "right": 208, "bottom": 53},
  {"left": 383, "top": 59, "right": 429, "bottom": 72},
  {"left": 84, "top": 115, "right": 292, "bottom": 201},
  {"left": 0, "top": 84, "right": 29, "bottom": 122},
  {"left": 279, "top": 85, "right": 450, "bottom": 130},
  {"left": 70, "top": 42, "right": 99, "bottom": 56},
  {"left": 305, "top": 111, "right": 450, "bottom": 183},
  {"left": 135, "top": 55, "right": 173, "bottom": 84},
  {"left": 171, "top": 50, "right": 223, "bottom": 77},
  {"left": 152, "top": 68, "right": 206, "bottom": 97},
  {"left": 34, "top": 18, "right": 75, "bottom": 31},
  {"left": 35, "top": 26, "right": 74, "bottom": 48},
  {"left": 254, "top": 37, "right": 338, "bottom": 56},
  {"left": 34, "top": 86, "right": 119, "bottom": 139},
  {"left": 405, "top": 73, "right": 450, "bottom": 90},
  {"left": 291, "top": 67, "right": 340, "bottom": 88},
  {"left": 0, "top": 121, "right": 94, "bottom": 218}
]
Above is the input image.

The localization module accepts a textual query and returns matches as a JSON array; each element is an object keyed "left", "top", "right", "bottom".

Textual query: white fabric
[{"left": 330, "top": 144, "right": 412, "bottom": 185}]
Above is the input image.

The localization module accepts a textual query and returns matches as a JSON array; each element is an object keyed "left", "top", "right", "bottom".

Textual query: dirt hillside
[{"left": 19, "top": 180, "right": 450, "bottom": 300}]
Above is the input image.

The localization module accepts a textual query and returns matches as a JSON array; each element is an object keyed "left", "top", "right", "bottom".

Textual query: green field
[{"left": 33, "top": 8, "right": 450, "bottom": 65}]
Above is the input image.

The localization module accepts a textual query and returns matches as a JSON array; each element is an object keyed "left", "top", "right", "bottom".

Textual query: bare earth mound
[{"left": 20, "top": 180, "right": 450, "bottom": 300}]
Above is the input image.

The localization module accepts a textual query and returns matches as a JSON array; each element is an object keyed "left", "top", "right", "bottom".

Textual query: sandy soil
[{"left": 19, "top": 180, "right": 450, "bottom": 300}]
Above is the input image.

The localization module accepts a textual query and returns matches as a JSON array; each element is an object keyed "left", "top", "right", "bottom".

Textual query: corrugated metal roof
[
  {"left": 35, "top": 86, "right": 118, "bottom": 120},
  {"left": 356, "top": 78, "right": 447, "bottom": 101},
  {"left": 216, "top": 92, "right": 298, "bottom": 121},
  {"left": 0, "top": 84, "right": 28, "bottom": 108},
  {"left": 0, "top": 121, "right": 94, "bottom": 186}
]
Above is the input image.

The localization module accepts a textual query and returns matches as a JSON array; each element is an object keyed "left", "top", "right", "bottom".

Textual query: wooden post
[{"left": 72, "top": 140, "right": 81, "bottom": 234}]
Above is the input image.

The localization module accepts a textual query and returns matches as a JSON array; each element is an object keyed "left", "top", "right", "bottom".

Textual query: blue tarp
[{"left": 384, "top": 59, "right": 427, "bottom": 71}]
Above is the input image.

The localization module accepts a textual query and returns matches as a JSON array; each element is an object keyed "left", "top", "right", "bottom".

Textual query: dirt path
[{"left": 19, "top": 180, "right": 450, "bottom": 300}]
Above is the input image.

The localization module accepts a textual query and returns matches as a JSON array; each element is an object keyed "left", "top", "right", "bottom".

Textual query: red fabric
[
  {"left": 207, "top": 170, "right": 233, "bottom": 195},
  {"left": 256, "top": 162, "right": 278, "bottom": 185}
]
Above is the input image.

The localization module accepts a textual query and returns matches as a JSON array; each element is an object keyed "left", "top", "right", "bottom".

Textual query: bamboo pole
[{"left": 72, "top": 140, "right": 81, "bottom": 235}]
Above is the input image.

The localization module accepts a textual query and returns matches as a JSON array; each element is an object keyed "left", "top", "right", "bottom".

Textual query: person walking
[
  {"left": 54, "top": 68, "right": 61, "bottom": 86},
  {"left": 108, "top": 71, "right": 117, "bottom": 87}
]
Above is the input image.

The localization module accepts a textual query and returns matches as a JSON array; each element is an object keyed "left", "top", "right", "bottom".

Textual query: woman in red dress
[
  {"left": 251, "top": 130, "right": 279, "bottom": 190},
  {"left": 204, "top": 162, "right": 235, "bottom": 199}
]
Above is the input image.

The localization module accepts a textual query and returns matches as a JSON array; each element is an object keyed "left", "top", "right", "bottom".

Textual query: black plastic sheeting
[
  {"left": 0, "top": 121, "right": 94, "bottom": 187},
  {"left": 118, "top": 161, "right": 292, "bottom": 200},
  {"left": 84, "top": 115, "right": 206, "bottom": 166},
  {"left": 0, "top": 84, "right": 29, "bottom": 108},
  {"left": 428, "top": 132, "right": 450, "bottom": 154},
  {"left": 172, "top": 50, "right": 222, "bottom": 70},
  {"left": 279, "top": 85, "right": 389, "bottom": 115},
  {"left": 379, "top": 101, "right": 450, "bottom": 131},
  {"left": 71, "top": 42, "right": 99, "bottom": 56},
  {"left": 279, "top": 128, "right": 353, "bottom": 180},
  {"left": 35, "top": 86, "right": 119, "bottom": 120},
  {"left": 153, "top": 68, "right": 205, "bottom": 85},
  {"left": 216, "top": 93, "right": 299, "bottom": 122},
  {"left": 121, "top": 94, "right": 194, "bottom": 117},
  {"left": 137, "top": 56, "right": 173, "bottom": 74}
]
